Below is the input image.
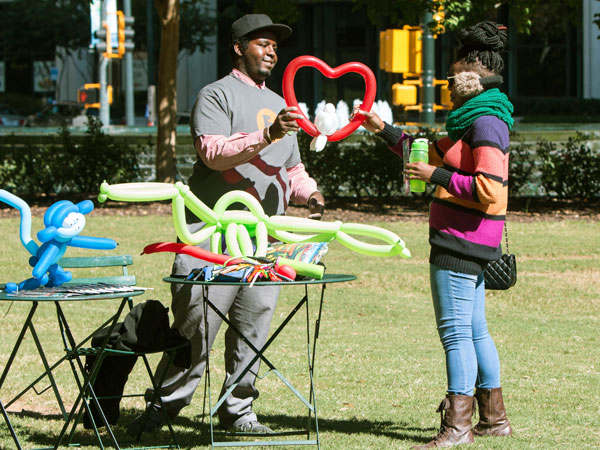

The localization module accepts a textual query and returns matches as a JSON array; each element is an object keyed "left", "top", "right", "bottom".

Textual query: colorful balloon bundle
[
  {"left": 142, "top": 242, "right": 303, "bottom": 280},
  {"left": 191, "top": 260, "right": 296, "bottom": 286}
]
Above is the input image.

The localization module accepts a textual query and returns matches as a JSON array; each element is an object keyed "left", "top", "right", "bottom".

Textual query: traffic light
[
  {"left": 116, "top": 11, "right": 135, "bottom": 57},
  {"left": 379, "top": 27, "right": 422, "bottom": 75},
  {"left": 380, "top": 29, "right": 407, "bottom": 73},
  {"left": 392, "top": 83, "right": 417, "bottom": 106},
  {"left": 94, "top": 23, "right": 113, "bottom": 58},
  {"left": 440, "top": 82, "right": 452, "bottom": 108},
  {"left": 77, "top": 83, "right": 113, "bottom": 108},
  {"left": 78, "top": 83, "right": 100, "bottom": 108}
]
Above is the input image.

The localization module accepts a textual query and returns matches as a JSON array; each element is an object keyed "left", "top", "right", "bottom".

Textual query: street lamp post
[{"left": 420, "top": 11, "right": 435, "bottom": 125}]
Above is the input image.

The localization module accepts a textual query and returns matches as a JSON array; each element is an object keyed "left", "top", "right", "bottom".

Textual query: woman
[{"left": 354, "top": 21, "right": 513, "bottom": 448}]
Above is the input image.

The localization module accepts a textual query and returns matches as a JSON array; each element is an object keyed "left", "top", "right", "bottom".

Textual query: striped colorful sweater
[{"left": 379, "top": 115, "right": 510, "bottom": 274}]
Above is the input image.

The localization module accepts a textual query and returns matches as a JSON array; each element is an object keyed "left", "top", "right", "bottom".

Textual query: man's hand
[
  {"left": 269, "top": 107, "right": 304, "bottom": 141},
  {"left": 307, "top": 191, "right": 325, "bottom": 220}
]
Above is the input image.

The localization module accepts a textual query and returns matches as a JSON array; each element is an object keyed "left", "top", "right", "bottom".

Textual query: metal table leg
[
  {"left": 53, "top": 298, "right": 128, "bottom": 450},
  {"left": 0, "top": 301, "right": 64, "bottom": 450},
  {"left": 1, "top": 398, "right": 23, "bottom": 450},
  {"left": 203, "top": 284, "right": 326, "bottom": 448},
  {"left": 5, "top": 313, "right": 121, "bottom": 416}
]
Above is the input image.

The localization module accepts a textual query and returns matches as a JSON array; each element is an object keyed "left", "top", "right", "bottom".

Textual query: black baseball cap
[{"left": 230, "top": 14, "right": 292, "bottom": 43}]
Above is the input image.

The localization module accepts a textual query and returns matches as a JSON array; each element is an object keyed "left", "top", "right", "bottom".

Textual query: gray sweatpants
[{"left": 146, "top": 250, "right": 280, "bottom": 428}]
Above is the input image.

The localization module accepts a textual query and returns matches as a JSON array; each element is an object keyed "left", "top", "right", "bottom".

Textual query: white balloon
[
  {"left": 298, "top": 102, "right": 310, "bottom": 120},
  {"left": 310, "top": 134, "right": 329, "bottom": 152},
  {"left": 310, "top": 102, "right": 339, "bottom": 152},
  {"left": 314, "top": 103, "right": 338, "bottom": 135},
  {"left": 313, "top": 100, "right": 326, "bottom": 119},
  {"left": 377, "top": 100, "right": 394, "bottom": 124},
  {"left": 336, "top": 100, "right": 350, "bottom": 128}
]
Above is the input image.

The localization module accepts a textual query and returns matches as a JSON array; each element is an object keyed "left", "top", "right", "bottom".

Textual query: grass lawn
[{"left": 0, "top": 211, "right": 598, "bottom": 449}]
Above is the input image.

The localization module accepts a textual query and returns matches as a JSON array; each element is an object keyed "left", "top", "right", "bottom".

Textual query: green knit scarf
[{"left": 445, "top": 88, "right": 514, "bottom": 141}]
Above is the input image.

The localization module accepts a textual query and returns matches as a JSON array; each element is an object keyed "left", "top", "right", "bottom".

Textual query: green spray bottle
[{"left": 408, "top": 138, "right": 429, "bottom": 193}]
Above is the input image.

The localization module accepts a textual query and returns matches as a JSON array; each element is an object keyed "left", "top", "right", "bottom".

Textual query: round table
[
  {"left": 163, "top": 273, "right": 356, "bottom": 449},
  {"left": 0, "top": 287, "right": 145, "bottom": 450}
]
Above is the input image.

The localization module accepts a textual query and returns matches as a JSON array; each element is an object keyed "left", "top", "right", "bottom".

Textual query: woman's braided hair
[{"left": 455, "top": 21, "right": 508, "bottom": 74}]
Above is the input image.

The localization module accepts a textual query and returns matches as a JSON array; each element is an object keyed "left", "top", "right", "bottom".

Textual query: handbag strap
[{"left": 503, "top": 221, "right": 510, "bottom": 253}]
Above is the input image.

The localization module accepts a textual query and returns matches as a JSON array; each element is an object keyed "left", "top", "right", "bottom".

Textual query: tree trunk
[{"left": 154, "top": 0, "right": 179, "bottom": 182}]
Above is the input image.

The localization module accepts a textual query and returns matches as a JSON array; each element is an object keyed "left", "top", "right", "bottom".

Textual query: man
[{"left": 129, "top": 13, "right": 325, "bottom": 435}]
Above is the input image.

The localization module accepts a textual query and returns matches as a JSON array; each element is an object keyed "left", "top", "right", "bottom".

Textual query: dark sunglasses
[{"left": 446, "top": 74, "right": 456, "bottom": 88}]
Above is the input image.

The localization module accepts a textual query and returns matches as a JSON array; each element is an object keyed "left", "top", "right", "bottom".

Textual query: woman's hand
[
  {"left": 405, "top": 162, "right": 435, "bottom": 182},
  {"left": 350, "top": 105, "right": 384, "bottom": 134}
]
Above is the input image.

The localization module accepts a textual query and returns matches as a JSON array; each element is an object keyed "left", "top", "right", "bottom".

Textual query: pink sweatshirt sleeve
[
  {"left": 287, "top": 162, "right": 318, "bottom": 205},
  {"left": 195, "top": 128, "right": 271, "bottom": 171}
]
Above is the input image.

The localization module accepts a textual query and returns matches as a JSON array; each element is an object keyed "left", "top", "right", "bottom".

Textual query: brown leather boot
[
  {"left": 411, "top": 395, "right": 475, "bottom": 449},
  {"left": 473, "top": 387, "right": 512, "bottom": 436}
]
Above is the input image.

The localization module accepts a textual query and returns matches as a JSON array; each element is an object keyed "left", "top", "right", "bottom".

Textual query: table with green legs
[
  {"left": 163, "top": 273, "right": 356, "bottom": 449},
  {"left": 0, "top": 288, "right": 145, "bottom": 450}
]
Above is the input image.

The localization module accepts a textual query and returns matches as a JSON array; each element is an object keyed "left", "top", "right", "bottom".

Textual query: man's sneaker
[
  {"left": 228, "top": 420, "right": 273, "bottom": 433},
  {"left": 127, "top": 404, "right": 168, "bottom": 437}
]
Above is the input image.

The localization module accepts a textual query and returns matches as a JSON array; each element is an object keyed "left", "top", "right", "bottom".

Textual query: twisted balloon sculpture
[
  {"left": 1, "top": 189, "right": 117, "bottom": 292},
  {"left": 98, "top": 182, "right": 411, "bottom": 259}
]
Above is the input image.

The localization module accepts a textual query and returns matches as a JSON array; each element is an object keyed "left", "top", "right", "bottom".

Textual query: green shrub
[
  {"left": 298, "top": 132, "right": 404, "bottom": 198},
  {"left": 0, "top": 118, "right": 141, "bottom": 196},
  {"left": 536, "top": 132, "right": 600, "bottom": 199},
  {"left": 300, "top": 128, "right": 599, "bottom": 201},
  {"left": 2, "top": 123, "right": 597, "bottom": 201},
  {"left": 508, "top": 135, "right": 543, "bottom": 197}
]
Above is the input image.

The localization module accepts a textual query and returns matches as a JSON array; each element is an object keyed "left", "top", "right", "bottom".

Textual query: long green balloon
[{"left": 98, "top": 182, "right": 411, "bottom": 258}]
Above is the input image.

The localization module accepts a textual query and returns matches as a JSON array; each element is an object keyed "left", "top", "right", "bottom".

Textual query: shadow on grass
[
  {"left": 7, "top": 407, "right": 436, "bottom": 448},
  {"left": 251, "top": 412, "right": 434, "bottom": 442},
  {"left": 4, "top": 408, "right": 64, "bottom": 421}
]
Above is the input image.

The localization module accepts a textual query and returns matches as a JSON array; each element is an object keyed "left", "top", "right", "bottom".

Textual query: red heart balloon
[{"left": 282, "top": 55, "right": 377, "bottom": 142}]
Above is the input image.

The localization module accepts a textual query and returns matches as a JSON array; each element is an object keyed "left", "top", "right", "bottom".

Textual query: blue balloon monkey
[{"left": 0, "top": 189, "right": 117, "bottom": 292}]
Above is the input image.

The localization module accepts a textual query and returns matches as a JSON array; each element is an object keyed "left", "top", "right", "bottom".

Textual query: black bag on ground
[{"left": 83, "top": 299, "right": 189, "bottom": 429}]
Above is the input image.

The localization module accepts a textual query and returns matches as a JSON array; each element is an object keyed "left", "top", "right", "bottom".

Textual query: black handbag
[{"left": 483, "top": 223, "right": 517, "bottom": 290}]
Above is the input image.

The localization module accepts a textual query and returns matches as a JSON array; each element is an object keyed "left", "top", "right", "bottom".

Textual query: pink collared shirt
[{"left": 195, "top": 69, "right": 317, "bottom": 205}]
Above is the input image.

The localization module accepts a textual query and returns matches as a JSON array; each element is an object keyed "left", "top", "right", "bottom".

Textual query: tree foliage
[
  {"left": 351, "top": 0, "right": 583, "bottom": 34},
  {"left": 0, "top": 0, "right": 90, "bottom": 60},
  {"left": 0, "top": 0, "right": 216, "bottom": 62}
]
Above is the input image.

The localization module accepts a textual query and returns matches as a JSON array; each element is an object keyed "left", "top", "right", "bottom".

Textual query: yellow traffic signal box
[
  {"left": 440, "top": 83, "right": 452, "bottom": 108},
  {"left": 77, "top": 83, "right": 113, "bottom": 108},
  {"left": 117, "top": 11, "right": 126, "bottom": 57},
  {"left": 379, "top": 27, "right": 422, "bottom": 75},
  {"left": 392, "top": 83, "right": 417, "bottom": 106}
]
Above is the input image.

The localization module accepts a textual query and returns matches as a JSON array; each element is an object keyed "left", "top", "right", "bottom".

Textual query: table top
[
  {"left": 163, "top": 273, "right": 356, "bottom": 287},
  {"left": 0, "top": 286, "right": 146, "bottom": 302}
]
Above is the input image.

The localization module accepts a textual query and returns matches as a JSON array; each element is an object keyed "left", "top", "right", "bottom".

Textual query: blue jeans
[{"left": 430, "top": 264, "right": 501, "bottom": 396}]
